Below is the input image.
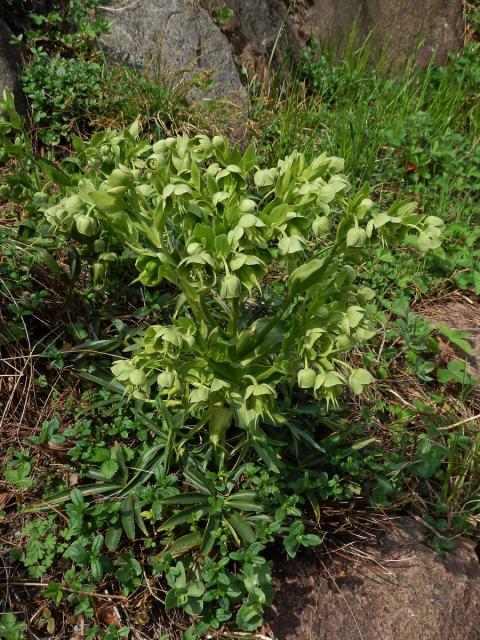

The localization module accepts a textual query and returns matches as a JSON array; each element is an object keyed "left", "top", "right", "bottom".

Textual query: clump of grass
[{"left": 254, "top": 33, "right": 480, "bottom": 188}]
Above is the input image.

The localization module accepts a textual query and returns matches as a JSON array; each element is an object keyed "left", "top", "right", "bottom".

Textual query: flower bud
[
  {"left": 239, "top": 198, "right": 256, "bottom": 213},
  {"left": 109, "top": 168, "right": 132, "bottom": 187},
  {"left": 99, "top": 252, "right": 118, "bottom": 262},
  {"left": 355, "top": 198, "right": 374, "bottom": 219},
  {"left": 93, "top": 239, "right": 106, "bottom": 253},
  {"left": 195, "top": 135, "right": 212, "bottom": 153},
  {"left": 298, "top": 368, "right": 316, "bottom": 389},
  {"left": 186, "top": 242, "right": 202, "bottom": 255},
  {"left": 63, "top": 194, "right": 83, "bottom": 214},
  {"left": 312, "top": 216, "right": 331, "bottom": 237},
  {"left": 157, "top": 371, "right": 175, "bottom": 388},
  {"left": 55, "top": 208, "right": 70, "bottom": 223},
  {"left": 92, "top": 262, "right": 105, "bottom": 285},
  {"left": 346, "top": 227, "right": 367, "bottom": 248},
  {"left": 221, "top": 274, "right": 241, "bottom": 299},
  {"left": 107, "top": 185, "right": 127, "bottom": 195},
  {"left": 212, "top": 135, "right": 225, "bottom": 150},
  {"left": 76, "top": 214, "right": 96, "bottom": 236},
  {"left": 129, "top": 369, "right": 146, "bottom": 386},
  {"left": 153, "top": 139, "right": 168, "bottom": 153}
]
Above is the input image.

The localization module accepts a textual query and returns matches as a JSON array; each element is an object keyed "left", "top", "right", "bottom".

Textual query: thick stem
[
  {"left": 229, "top": 297, "right": 239, "bottom": 337},
  {"left": 237, "top": 295, "right": 292, "bottom": 359}
]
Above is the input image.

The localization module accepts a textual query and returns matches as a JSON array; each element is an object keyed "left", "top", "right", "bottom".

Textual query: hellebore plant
[{"left": 43, "top": 129, "right": 443, "bottom": 470}]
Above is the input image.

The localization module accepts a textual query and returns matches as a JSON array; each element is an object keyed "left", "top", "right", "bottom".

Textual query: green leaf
[
  {"left": 155, "top": 532, "right": 202, "bottom": 561},
  {"left": 224, "top": 512, "right": 256, "bottom": 545},
  {"left": 28, "top": 483, "right": 121, "bottom": 511},
  {"left": 160, "top": 506, "right": 209, "bottom": 530},
  {"left": 90, "top": 190, "right": 125, "bottom": 213},
  {"left": 91, "top": 557, "right": 103, "bottom": 581},
  {"left": 105, "top": 525, "right": 122, "bottom": 551},
  {"left": 346, "top": 226, "right": 367, "bottom": 247},
  {"left": 289, "top": 258, "right": 326, "bottom": 296},
  {"left": 346, "top": 306, "right": 364, "bottom": 328},
  {"left": 35, "top": 248, "right": 65, "bottom": 279},
  {"left": 64, "top": 540, "right": 88, "bottom": 565},
  {"left": 438, "top": 325, "right": 474, "bottom": 356},
  {"left": 348, "top": 368, "right": 374, "bottom": 395},
  {"left": 200, "top": 515, "right": 221, "bottom": 555},
  {"left": 121, "top": 494, "right": 136, "bottom": 541},
  {"left": 161, "top": 493, "right": 209, "bottom": 506},
  {"left": 237, "top": 603, "right": 263, "bottom": 632},
  {"left": 37, "top": 158, "right": 73, "bottom": 187},
  {"left": 100, "top": 458, "right": 119, "bottom": 480}
]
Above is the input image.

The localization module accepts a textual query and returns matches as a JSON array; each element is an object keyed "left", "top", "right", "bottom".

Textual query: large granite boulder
[
  {"left": 297, "top": 0, "right": 465, "bottom": 67},
  {"left": 267, "top": 517, "right": 480, "bottom": 640},
  {"left": 201, "top": 0, "right": 302, "bottom": 80},
  {"left": 101, "top": 0, "right": 247, "bottom": 111},
  {"left": 0, "top": 19, "right": 25, "bottom": 111},
  {"left": 203, "top": 0, "right": 464, "bottom": 75}
]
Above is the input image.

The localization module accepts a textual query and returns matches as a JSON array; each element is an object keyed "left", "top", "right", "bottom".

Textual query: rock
[
  {"left": 268, "top": 517, "right": 480, "bottom": 640},
  {"left": 0, "top": 19, "right": 25, "bottom": 112},
  {"left": 420, "top": 296, "right": 480, "bottom": 383},
  {"left": 101, "top": 0, "right": 247, "bottom": 110},
  {"left": 201, "top": 0, "right": 302, "bottom": 81},
  {"left": 294, "top": 0, "right": 464, "bottom": 67},
  {"left": 203, "top": 0, "right": 464, "bottom": 73}
]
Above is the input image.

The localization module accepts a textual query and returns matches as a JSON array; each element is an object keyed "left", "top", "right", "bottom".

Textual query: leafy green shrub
[
  {"left": 299, "top": 44, "right": 376, "bottom": 104},
  {"left": 40, "top": 128, "right": 442, "bottom": 403},
  {"left": 2, "top": 0, "right": 108, "bottom": 43},
  {"left": 23, "top": 50, "right": 104, "bottom": 145},
  {"left": 381, "top": 111, "right": 480, "bottom": 215},
  {"left": 3, "top": 0, "right": 110, "bottom": 144}
]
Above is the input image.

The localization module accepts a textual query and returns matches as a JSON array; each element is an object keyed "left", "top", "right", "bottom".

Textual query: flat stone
[{"left": 268, "top": 517, "right": 480, "bottom": 640}]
